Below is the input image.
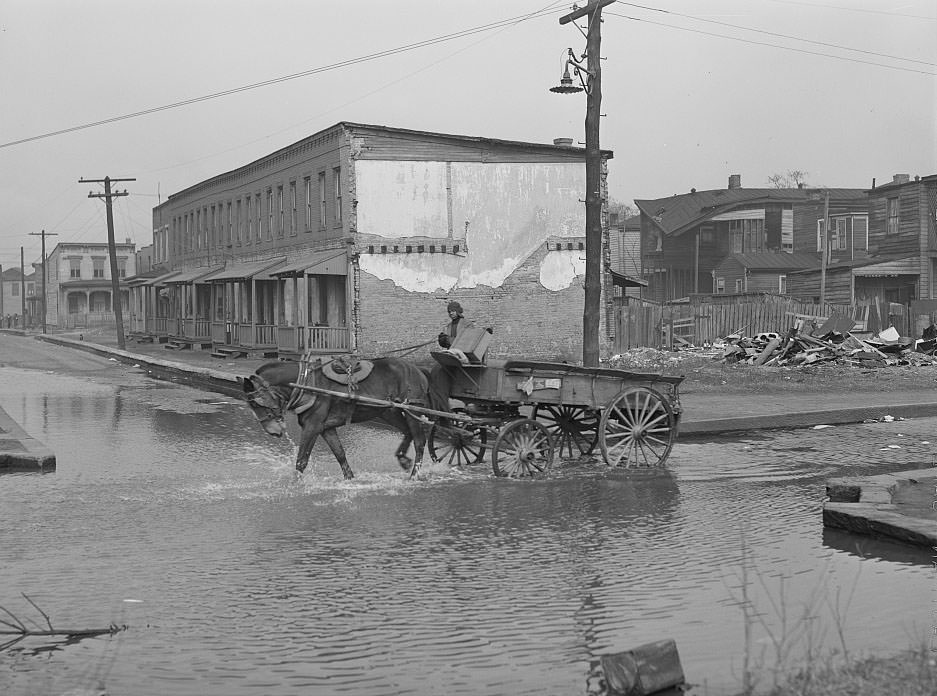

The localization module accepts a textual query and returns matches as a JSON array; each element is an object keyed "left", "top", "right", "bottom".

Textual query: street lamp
[{"left": 551, "top": 0, "right": 614, "bottom": 367}]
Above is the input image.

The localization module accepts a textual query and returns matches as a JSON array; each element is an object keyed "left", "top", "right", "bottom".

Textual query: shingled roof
[
  {"left": 725, "top": 252, "right": 818, "bottom": 271},
  {"left": 634, "top": 187, "right": 867, "bottom": 237}
]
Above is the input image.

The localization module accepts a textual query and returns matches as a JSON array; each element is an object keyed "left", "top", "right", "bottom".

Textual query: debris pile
[{"left": 721, "top": 319, "right": 937, "bottom": 368}]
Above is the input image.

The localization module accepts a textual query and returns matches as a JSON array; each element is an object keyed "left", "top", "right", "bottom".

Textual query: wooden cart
[{"left": 427, "top": 359, "right": 684, "bottom": 477}]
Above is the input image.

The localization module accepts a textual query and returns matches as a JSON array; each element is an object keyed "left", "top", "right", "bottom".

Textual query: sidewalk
[{"left": 3, "top": 330, "right": 935, "bottom": 548}]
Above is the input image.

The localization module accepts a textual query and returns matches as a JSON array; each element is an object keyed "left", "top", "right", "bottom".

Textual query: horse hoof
[{"left": 397, "top": 455, "right": 412, "bottom": 471}]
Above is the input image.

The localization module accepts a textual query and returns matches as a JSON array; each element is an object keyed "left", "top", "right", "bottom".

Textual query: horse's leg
[
  {"left": 320, "top": 427, "right": 354, "bottom": 480},
  {"left": 295, "top": 423, "right": 321, "bottom": 474},
  {"left": 405, "top": 414, "right": 428, "bottom": 479},
  {"left": 394, "top": 432, "right": 414, "bottom": 472}
]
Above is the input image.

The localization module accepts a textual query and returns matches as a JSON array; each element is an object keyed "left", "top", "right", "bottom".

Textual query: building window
[
  {"left": 318, "top": 172, "right": 326, "bottom": 228},
  {"left": 729, "top": 218, "right": 765, "bottom": 253},
  {"left": 277, "top": 185, "right": 284, "bottom": 238},
  {"left": 289, "top": 181, "right": 297, "bottom": 236},
  {"left": 245, "top": 196, "right": 253, "bottom": 243},
  {"left": 304, "top": 177, "right": 312, "bottom": 230},
  {"left": 886, "top": 198, "right": 899, "bottom": 235},
  {"left": 118, "top": 259, "right": 126, "bottom": 278},
  {"left": 227, "top": 202, "right": 233, "bottom": 245},
  {"left": 236, "top": 199, "right": 242, "bottom": 244},
  {"left": 778, "top": 275, "right": 787, "bottom": 294},
  {"left": 210, "top": 205, "right": 216, "bottom": 248},
  {"left": 715, "top": 277, "right": 725, "bottom": 294},
  {"left": 333, "top": 167, "right": 342, "bottom": 224},
  {"left": 267, "top": 189, "right": 274, "bottom": 240},
  {"left": 256, "top": 193, "right": 263, "bottom": 241},
  {"left": 12, "top": 283, "right": 19, "bottom": 296},
  {"left": 93, "top": 258, "right": 106, "bottom": 278},
  {"left": 735, "top": 278, "right": 743, "bottom": 293}
]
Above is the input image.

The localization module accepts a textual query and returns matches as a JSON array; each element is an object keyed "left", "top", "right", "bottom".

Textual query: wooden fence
[{"left": 613, "top": 294, "right": 881, "bottom": 351}]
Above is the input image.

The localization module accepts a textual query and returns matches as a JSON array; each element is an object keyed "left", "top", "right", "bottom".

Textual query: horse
[{"left": 240, "top": 357, "right": 430, "bottom": 480}]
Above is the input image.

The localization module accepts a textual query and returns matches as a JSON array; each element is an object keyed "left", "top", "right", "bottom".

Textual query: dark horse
[{"left": 241, "top": 357, "right": 429, "bottom": 479}]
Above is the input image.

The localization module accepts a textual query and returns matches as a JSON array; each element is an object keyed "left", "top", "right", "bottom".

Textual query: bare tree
[{"left": 767, "top": 170, "right": 809, "bottom": 188}]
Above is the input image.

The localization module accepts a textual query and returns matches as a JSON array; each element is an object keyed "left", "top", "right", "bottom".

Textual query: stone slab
[
  {"left": 0, "top": 406, "right": 56, "bottom": 472},
  {"left": 823, "top": 468, "right": 937, "bottom": 548}
]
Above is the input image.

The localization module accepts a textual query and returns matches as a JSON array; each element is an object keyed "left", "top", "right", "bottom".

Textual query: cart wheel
[
  {"left": 491, "top": 418, "right": 554, "bottom": 478},
  {"left": 599, "top": 387, "right": 675, "bottom": 468},
  {"left": 532, "top": 404, "right": 598, "bottom": 459},
  {"left": 428, "top": 422, "right": 488, "bottom": 468}
]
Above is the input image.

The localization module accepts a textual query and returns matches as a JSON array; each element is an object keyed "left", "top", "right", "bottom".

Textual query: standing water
[{"left": 0, "top": 364, "right": 931, "bottom": 696}]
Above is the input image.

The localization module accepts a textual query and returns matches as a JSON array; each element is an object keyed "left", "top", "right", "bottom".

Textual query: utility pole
[
  {"left": 20, "top": 247, "right": 26, "bottom": 329},
  {"left": 0, "top": 262, "right": 4, "bottom": 320},
  {"left": 28, "top": 230, "right": 58, "bottom": 334},
  {"left": 819, "top": 191, "right": 830, "bottom": 308},
  {"left": 80, "top": 176, "right": 135, "bottom": 350},
  {"left": 559, "top": 0, "right": 614, "bottom": 367}
]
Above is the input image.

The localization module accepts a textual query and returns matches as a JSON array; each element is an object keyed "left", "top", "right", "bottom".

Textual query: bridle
[{"left": 245, "top": 374, "right": 287, "bottom": 429}]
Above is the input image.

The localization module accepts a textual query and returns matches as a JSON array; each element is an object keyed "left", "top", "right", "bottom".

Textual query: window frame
[{"left": 886, "top": 197, "right": 899, "bottom": 235}]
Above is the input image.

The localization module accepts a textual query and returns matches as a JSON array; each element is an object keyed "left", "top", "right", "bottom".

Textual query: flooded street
[{"left": 0, "top": 358, "right": 932, "bottom": 696}]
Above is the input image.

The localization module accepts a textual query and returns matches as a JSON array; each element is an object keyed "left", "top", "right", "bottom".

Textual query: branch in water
[{"left": 0, "top": 593, "right": 128, "bottom": 651}]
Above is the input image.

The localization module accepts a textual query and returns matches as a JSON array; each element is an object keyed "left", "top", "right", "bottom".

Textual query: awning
[
  {"left": 143, "top": 270, "right": 183, "bottom": 287},
  {"left": 165, "top": 266, "right": 223, "bottom": 284},
  {"left": 271, "top": 249, "right": 348, "bottom": 277},
  {"left": 201, "top": 257, "right": 286, "bottom": 283},
  {"left": 609, "top": 269, "right": 648, "bottom": 288}
]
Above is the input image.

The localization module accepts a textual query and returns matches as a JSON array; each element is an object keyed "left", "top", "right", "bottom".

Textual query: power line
[
  {"left": 606, "top": 11, "right": 937, "bottom": 76},
  {"left": 764, "top": 0, "right": 937, "bottom": 21},
  {"left": 0, "top": 7, "right": 562, "bottom": 150},
  {"left": 619, "top": 2, "right": 935, "bottom": 67}
]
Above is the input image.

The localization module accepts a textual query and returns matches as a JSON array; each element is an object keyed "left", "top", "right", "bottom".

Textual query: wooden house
[
  {"left": 712, "top": 252, "right": 817, "bottom": 295},
  {"left": 786, "top": 173, "right": 937, "bottom": 335},
  {"left": 144, "top": 122, "right": 611, "bottom": 361},
  {"left": 634, "top": 175, "right": 867, "bottom": 301}
]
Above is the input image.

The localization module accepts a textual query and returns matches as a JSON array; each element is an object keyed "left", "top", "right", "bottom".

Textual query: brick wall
[{"left": 356, "top": 245, "right": 602, "bottom": 364}]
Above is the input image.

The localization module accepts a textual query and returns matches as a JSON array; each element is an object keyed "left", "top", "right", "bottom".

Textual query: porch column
[{"left": 250, "top": 278, "right": 257, "bottom": 345}]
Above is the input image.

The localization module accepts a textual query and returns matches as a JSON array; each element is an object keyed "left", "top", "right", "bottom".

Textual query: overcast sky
[{"left": 1, "top": 0, "right": 934, "bottom": 270}]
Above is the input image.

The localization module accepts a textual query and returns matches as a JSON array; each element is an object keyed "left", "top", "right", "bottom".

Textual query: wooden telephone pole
[
  {"left": 559, "top": 0, "right": 614, "bottom": 367},
  {"left": 28, "top": 230, "right": 58, "bottom": 334},
  {"left": 80, "top": 176, "right": 135, "bottom": 350}
]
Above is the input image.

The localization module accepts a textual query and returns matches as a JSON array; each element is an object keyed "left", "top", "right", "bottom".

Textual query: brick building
[{"left": 147, "top": 122, "right": 611, "bottom": 361}]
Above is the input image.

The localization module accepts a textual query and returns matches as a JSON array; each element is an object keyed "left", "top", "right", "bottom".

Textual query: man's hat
[{"left": 447, "top": 301, "right": 463, "bottom": 316}]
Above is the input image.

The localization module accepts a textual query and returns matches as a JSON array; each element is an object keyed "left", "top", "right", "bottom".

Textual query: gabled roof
[
  {"left": 723, "top": 252, "right": 818, "bottom": 271},
  {"left": 635, "top": 187, "right": 867, "bottom": 237},
  {"left": 1, "top": 268, "right": 26, "bottom": 280}
]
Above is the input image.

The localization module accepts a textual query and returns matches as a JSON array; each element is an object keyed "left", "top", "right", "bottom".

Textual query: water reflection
[{"left": 0, "top": 364, "right": 932, "bottom": 696}]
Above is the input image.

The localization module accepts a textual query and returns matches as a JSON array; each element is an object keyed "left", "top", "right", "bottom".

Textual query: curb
[
  {"left": 0, "top": 406, "right": 56, "bottom": 472},
  {"left": 679, "top": 403, "right": 937, "bottom": 437},
  {"left": 35, "top": 334, "right": 247, "bottom": 399},
  {"left": 824, "top": 467, "right": 937, "bottom": 548}
]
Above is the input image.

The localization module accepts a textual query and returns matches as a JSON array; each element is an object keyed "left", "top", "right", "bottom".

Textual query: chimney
[
  {"left": 892, "top": 174, "right": 910, "bottom": 185},
  {"left": 553, "top": 137, "right": 574, "bottom": 146},
  {"left": 728, "top": 174, "right": 741, "bottom": 189}
]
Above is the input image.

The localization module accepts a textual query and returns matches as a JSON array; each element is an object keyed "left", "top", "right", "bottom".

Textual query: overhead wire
[
  {"left": 0, "top": 6, "right": 564, "bottom": 150},
  {"left": 763, "top": 0, "right": 937, "bottom": 21},
  {"left": 605, "top": 10, "right": 937, "bottom": 76},
  {"left": 618, "top": 2, "right": 935, "bottom": 67}
]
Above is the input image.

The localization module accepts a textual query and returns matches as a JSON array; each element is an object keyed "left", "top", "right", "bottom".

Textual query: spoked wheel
[
  {"left": 532, "top": 404, "right": 598, "bottom": 459},
  {"left": 491, "top": 418, "right": 554, "bottom": 478},
  {"left": 428, "top": 421, "right": 488, "bottom": 468},
  {"left": 599, "top": 387, "right": 676, "bottom": 468}
]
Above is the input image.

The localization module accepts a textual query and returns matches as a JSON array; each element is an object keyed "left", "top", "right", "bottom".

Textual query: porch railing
[
  {"left": 181, "top": 318, "right": 211, "bottom": 340},
  {"left": 211, "top": 321, "right": 240, "bottom": 345},
  {"left": 252, "top": 324, "right": 276, "bottom": 346},
  {"left": 305, "top": 326, "right": 350, "bottom": 352}
]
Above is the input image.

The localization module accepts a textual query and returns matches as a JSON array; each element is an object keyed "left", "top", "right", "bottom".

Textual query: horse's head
[{"left": 241, "top": 371, "right": 288, "bottom": 437}]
